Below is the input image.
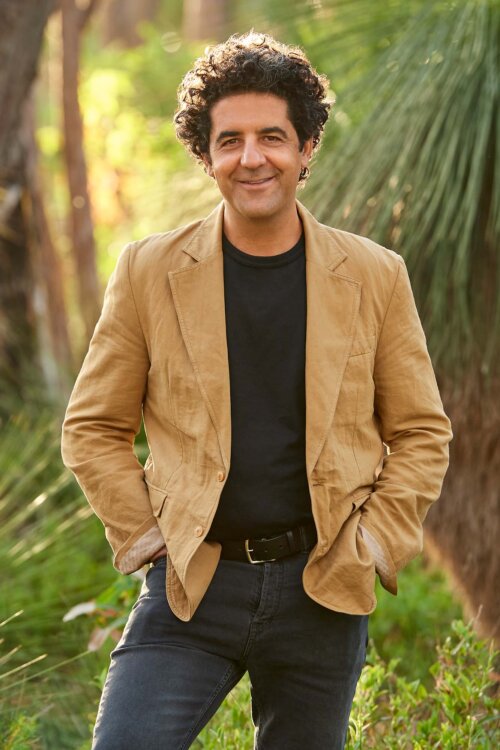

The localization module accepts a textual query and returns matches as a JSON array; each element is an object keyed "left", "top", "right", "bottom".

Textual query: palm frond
[{"left": 303, "top": 0, "right": 499, "bottom": 379}]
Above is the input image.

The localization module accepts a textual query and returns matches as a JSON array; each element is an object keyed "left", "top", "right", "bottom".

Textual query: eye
[
  {"left": 263, "top": 135, "right": 281, "bottom": 142},
  {"left": 221, "top": 138, "right": 238, "bottom": 147}
]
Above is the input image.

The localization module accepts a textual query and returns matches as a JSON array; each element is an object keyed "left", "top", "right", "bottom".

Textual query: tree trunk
[
  {"left": 425, "top": 378, "right": 500, "bottom": 643},
  {"left": 424, "top": 116, "right": 499, "bottom": 644},
  {"left": 100, "top": 0, "right": 161, "bottom": 48},
  {"left": 24, "top": 93, "right": 73, "bottom": 395},
  {"left": 61, "top": 0, "right": 101, "bottom": 346},
  {"left": 182, "top": 0, "right": 230, "bottom": 41},
  {"left": 0, "top": 0, "right": 55, "bottom": 400}
]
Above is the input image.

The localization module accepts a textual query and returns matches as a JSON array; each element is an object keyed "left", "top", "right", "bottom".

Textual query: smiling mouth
[{"left": 238, "top": 176, "right": 275, "bottom": 186}]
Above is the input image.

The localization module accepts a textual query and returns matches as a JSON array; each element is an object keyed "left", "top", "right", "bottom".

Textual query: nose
[{"left": 240, "top": 139, "right": 266, "bottom": 169}]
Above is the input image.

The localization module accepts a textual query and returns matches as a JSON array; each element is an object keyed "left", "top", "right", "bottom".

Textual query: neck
[{"left": 223, "top": 203, "right": 302, "bottom": 256}]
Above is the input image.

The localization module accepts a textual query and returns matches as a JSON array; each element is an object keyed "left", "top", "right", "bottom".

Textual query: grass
[{"left": 0, "top": 412, "right": 117, "bottom": 748}]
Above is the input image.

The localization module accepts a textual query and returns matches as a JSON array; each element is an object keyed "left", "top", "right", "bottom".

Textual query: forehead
[{"left": 209, "top": 92, "right": 293, "bottom": 134}]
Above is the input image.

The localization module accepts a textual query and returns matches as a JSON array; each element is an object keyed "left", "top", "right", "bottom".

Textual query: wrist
[{"left": 150, "top": 546, "right": 167, "bottom": 562}]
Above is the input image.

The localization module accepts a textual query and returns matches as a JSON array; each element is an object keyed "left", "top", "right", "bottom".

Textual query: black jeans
[{"left": 92, "top": 552, "right": 368, "bottom": 750}]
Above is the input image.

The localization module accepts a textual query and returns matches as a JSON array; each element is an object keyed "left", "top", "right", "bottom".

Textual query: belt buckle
[{"left": 245, "top": 539, "right": 275, "bottom": 564}]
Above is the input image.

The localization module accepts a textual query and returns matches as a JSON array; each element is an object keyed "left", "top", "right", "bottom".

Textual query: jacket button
[
  {"left": 194, "top": 525, "right": 204, "bottom": 537},
  {"left": 217, "top": 470, "right": 225, "bottom": 482}
]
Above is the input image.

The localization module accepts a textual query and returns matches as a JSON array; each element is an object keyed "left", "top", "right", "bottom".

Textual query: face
[{"left": 204, "top": 92, "right": 313, "bottom": 225}]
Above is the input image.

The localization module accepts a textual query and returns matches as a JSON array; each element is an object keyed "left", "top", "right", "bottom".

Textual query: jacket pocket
[{"left": 351, "top": 491, "right": 371, "bottom": 515}]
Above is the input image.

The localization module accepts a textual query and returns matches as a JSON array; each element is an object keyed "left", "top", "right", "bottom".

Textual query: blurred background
[{"left": 0, "top": 1, "right": 498, "bottom": 747}]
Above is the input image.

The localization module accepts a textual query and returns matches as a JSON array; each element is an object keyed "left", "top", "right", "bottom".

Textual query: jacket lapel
[
  {"left": 168, "top": 201, "right": 361, "bottom": 480},
  {"left": 298, "top": 203, "right": 361, "bottom": 477},
  {"left": 168, "top": 204, "right": 232, "bottom": 471}
]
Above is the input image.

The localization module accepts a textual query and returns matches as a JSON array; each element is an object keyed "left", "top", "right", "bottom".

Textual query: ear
[
  {"left": 300, "top": 138, "right": 313, "bottom": 168},
  {"left": 202, "top": 154, "right": 214, "bottom": 178}
]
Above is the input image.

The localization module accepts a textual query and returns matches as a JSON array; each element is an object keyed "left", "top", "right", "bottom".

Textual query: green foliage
[
  {"left": 0, "top": 412, "right": 117, "bottom": 748},
  {"left": 38, "top": 23, "right": 220, "bottom": 285},
  {"left": 35, "top": 0, "right": 499, "bottom": 375},
  {"left": 194, "top": 675, "right": 252, "bottom": 748},
  {"left": 0, "top": 712, "right": 39, "bottom": 750},
  {"left": 303, "top": 0, "right": 500, "bottom": 378},
  {"left": 369, "top": 557, "right": 463, "bottom": 682},
  {"left": 347, "top": 620, "right": 499, "bottom": 748},
  {"left": 62, "top": 571, "right": 142, "bottom": 655},
  {"left": 191, "top": 619, "right": 499, "bottom": 749},
  {"left": 1, "top": 409, "right": 496, "bottom": 748},
  {"left": 237, "top": 0, "right": 425, "bottom": 95}
]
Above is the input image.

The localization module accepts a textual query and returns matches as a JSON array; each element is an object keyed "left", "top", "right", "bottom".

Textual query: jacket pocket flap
[
  {"left": 349, "top": 333, "right": 376, "bottom": 357},
  {"left": 146, "top": 483, "right": 169, "bottom": 518}
]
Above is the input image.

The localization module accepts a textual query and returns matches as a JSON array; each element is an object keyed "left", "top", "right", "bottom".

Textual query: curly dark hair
[{"left": 174, "top": 32, "right": 332, "bottom": 181}]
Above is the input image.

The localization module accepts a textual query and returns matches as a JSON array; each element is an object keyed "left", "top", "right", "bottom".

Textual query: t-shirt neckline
[{"left": 222, "top": 231, "right": 305, "bottom": 268}]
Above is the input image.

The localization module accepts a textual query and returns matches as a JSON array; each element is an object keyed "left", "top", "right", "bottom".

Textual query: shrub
[
  {"left": 193, "top": 619, "right": 498, "bottom": 749},
  {"left": 347, "top": 619, "right": 499, "bottom": 749}
]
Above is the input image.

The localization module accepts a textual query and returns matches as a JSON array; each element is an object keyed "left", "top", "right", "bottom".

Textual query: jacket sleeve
[
  {"left": 359, "top": 256, "right": 453, "bottom": 594},
  {"left": 61, "top": 243, "right": 165, "bottom": 574}
]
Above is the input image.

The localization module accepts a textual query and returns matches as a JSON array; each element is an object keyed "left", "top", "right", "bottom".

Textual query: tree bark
[
  {"left": 100, "top": 0, "right": 161, "bottom": 48},
  {"left": 0, "top": 0, "right": 55, "bottom": 399},
  {"left": 61, "top": 0, "right": 101, "bottom": 346},
  {"left": 24, "top": 93, "right": 73, "bottom": 393},
  {"left": 182, "top": 0, "right": 230, "bottom": 41},
  {"left": 425, "top": 378, "right": 500, "bottom": 644}
]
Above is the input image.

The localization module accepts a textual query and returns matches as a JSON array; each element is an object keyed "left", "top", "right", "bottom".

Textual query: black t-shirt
[{"left": 206, "top": 230, "right": 314, "bottom": 541}]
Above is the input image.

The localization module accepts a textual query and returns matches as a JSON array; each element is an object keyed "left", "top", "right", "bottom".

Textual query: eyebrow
[{"left": 214, "top": 126, "right": 288, "bottom": 145}]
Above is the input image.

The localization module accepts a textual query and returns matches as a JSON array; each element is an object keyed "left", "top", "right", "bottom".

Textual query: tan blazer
[{"left": 61, "top": 201, "right": 452, "bottom": 621}]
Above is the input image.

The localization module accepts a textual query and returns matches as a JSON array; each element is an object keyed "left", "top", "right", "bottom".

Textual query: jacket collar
[{"left": 181, "top": 200, "right": 348, "bottom": 273}]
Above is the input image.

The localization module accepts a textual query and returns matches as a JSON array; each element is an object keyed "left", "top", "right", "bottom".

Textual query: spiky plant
[
  {"left": 0, "top": 411, "right": 117, "bottom": 747},
  {"left": 294, "top": 0, "right": 499, "bottom": 640},
  {"left": 304, "top": 0, "right": 498, "bottom": 378}
]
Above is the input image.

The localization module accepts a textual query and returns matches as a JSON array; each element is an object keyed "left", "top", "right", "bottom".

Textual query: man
[{"left": 61, "top": 32, "right": 452, "bottom": 750}]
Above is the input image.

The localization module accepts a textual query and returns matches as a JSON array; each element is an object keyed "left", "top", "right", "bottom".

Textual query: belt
[{"left": 219, "top": 522, "right": 317, "bottom": 564}]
